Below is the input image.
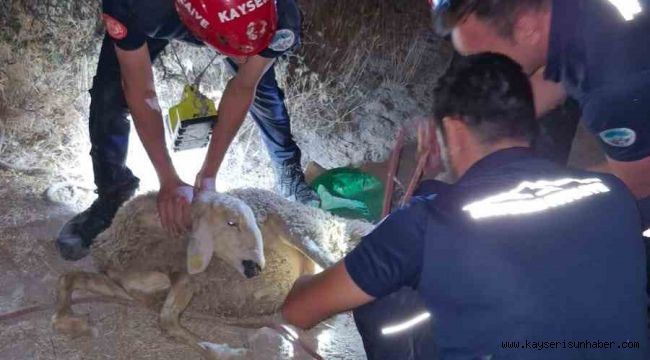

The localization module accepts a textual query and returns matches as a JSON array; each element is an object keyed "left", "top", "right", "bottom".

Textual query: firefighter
[
  {"left": 56, "top": 0, "right": 319, "bottom": 260},
  {"left": 281, "top": 53, "right": 648, "bottom": 360},
  {"left": 429, "top": 0, "right": 650, "bottom": 231}
]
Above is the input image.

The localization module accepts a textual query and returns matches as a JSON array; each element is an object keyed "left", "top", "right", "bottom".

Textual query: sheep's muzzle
[{"left": 242, "top": 260, "right": 262, "bottom": 278}]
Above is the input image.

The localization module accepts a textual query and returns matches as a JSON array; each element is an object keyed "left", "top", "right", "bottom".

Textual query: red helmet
[{"left": 175, "top": 0, "right": 278, "bottom": 57}]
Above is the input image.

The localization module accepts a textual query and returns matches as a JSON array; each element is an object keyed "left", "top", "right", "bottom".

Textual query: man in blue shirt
[
  {"left": 56, "top": 0, "right": 319, "bottom": 260},
  {"left": 281, "top": 53, "right": 648, "bottom": 359},
  {"left": 429, "top": 0, "right": 650, "bottom": 232}
]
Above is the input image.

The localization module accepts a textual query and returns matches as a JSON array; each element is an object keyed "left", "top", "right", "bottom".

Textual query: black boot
[
  {"left": 274, "top": 160, "right": 320, "bottom": 207},
  {"left": 55, "top": 179, "right": 139, "bottom": 261}
]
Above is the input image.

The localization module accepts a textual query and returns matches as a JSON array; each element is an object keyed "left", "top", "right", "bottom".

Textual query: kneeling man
[{"left": 281, "top": 53, "right": 648, "bottom": 359}]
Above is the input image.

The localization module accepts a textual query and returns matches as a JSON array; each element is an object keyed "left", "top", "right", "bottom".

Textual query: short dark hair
[
  {"left": 433, "top": 0, "right": 550, "bottom": 38},
  {"left": 433, "top": 53, "right": 538, "bottom": 145}
]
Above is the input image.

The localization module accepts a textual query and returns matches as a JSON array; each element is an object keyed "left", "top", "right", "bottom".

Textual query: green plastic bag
[{"left": 311, "top": 168, "right": 384, "bottom": 222}]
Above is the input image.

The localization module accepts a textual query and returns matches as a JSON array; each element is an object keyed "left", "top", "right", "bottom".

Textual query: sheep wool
[{"left": 91, "top": 189, "right": 372, "bottom": 322}]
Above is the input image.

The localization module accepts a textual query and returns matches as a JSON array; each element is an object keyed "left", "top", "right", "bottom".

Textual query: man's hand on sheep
[
  {"left": 158, "top": 178, "right": 193, "bottom": 235},
  {"left": 194, "top": 174, "right": 216, "bottom": 195}
]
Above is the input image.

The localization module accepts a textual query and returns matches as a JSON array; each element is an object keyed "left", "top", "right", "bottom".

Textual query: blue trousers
[
  {"left": 223, "top": 58, "right": 301, "bottom": 166},
  {"left": 353, "top": 287, "right": 437, "bottom": 360},
  {"left": 89, "top": 34, "right": 300, "bottom": 191}
]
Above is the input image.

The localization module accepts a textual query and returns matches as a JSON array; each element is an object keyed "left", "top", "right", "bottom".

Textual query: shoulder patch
[
  {"left": 102, "top": 13, "right": 128, "bottom": 40},
  {"left": 599, "top": 128, "right": 637, "bottom": 148},
  {"left": 268, "top": 29, "right": 296, "bottom": 52}
]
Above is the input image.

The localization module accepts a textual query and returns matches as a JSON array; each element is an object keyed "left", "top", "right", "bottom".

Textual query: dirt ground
[{"left": 0, "top": 168, "right": 365, "bottom": 360}]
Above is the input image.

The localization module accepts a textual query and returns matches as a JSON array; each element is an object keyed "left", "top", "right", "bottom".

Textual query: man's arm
[
  {"left": 195, "top": 55, "right": 274, "bottom": 188},
  {"left": 282, "top": 202, "right": 428, "bottom": 329},
  {"left": 530, "top": 67, "right": 568, "bottom": 117},
  {"left": 114, "top": 44, "right": 192, "bottom": 234},
  {"left": 282, "top": 261, "right": 375, "bottom": 329}
]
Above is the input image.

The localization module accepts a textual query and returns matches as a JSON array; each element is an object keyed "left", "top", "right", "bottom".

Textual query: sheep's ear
[{"left": 187, "top": 232, "right": 214, "bottom": 275}]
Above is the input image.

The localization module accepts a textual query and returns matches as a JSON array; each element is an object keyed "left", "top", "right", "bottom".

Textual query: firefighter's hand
[
  {"left": 158, "top": 178, "right": 193, "bottom": 236},
  {"left": 193, "top": 171, "right": 216, "bottom": 196}
]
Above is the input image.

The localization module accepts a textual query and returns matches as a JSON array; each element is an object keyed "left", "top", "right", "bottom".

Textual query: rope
[
  {"left": 170, "top": 42, "right": 219, "bottom": 88},
  {"left": 0, "top": 295, "right": 324, "bottom": 359},
  {"left": 193, "top": 52, "right": 220, "bottom": 88},
  {"left": 170, "top": 42, "right": 192, "bottom": 85}
]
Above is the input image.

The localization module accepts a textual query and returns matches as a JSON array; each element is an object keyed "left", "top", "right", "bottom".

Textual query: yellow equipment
[{"left": 167, "top": 85, "right": 218, "bottom": 152}]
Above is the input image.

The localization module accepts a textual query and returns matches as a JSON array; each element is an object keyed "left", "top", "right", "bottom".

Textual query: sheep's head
[{"left": 187, "top": 191, "right": 265, "bottom": 278}]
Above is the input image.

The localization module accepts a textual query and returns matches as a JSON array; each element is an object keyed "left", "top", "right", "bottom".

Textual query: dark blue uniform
[
  {"left": 545, "top": 0, "right": 650, "bottom": 162},
  {"left": 544, "top": 0, "right": 650, "bottom": 228},
  {"left": 346, "top": 148, "right": 648, "bottom": 359},
  {"left": 92, "top": 0, "right": 302, "bottom": 190}
]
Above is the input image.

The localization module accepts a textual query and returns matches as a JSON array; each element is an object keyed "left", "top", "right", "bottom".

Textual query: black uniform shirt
[{"left": 346, "top": 147, "right": 648, "bottom": 359}]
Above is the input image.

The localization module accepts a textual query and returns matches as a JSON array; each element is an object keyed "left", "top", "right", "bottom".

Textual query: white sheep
[{"left": 52, "top": 188, "right": 371, "bottom": 359}]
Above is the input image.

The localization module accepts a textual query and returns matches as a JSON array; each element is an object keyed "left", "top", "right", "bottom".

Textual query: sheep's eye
[{"left": 227, "top": 221, "right": 237, "bottom": 227}]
